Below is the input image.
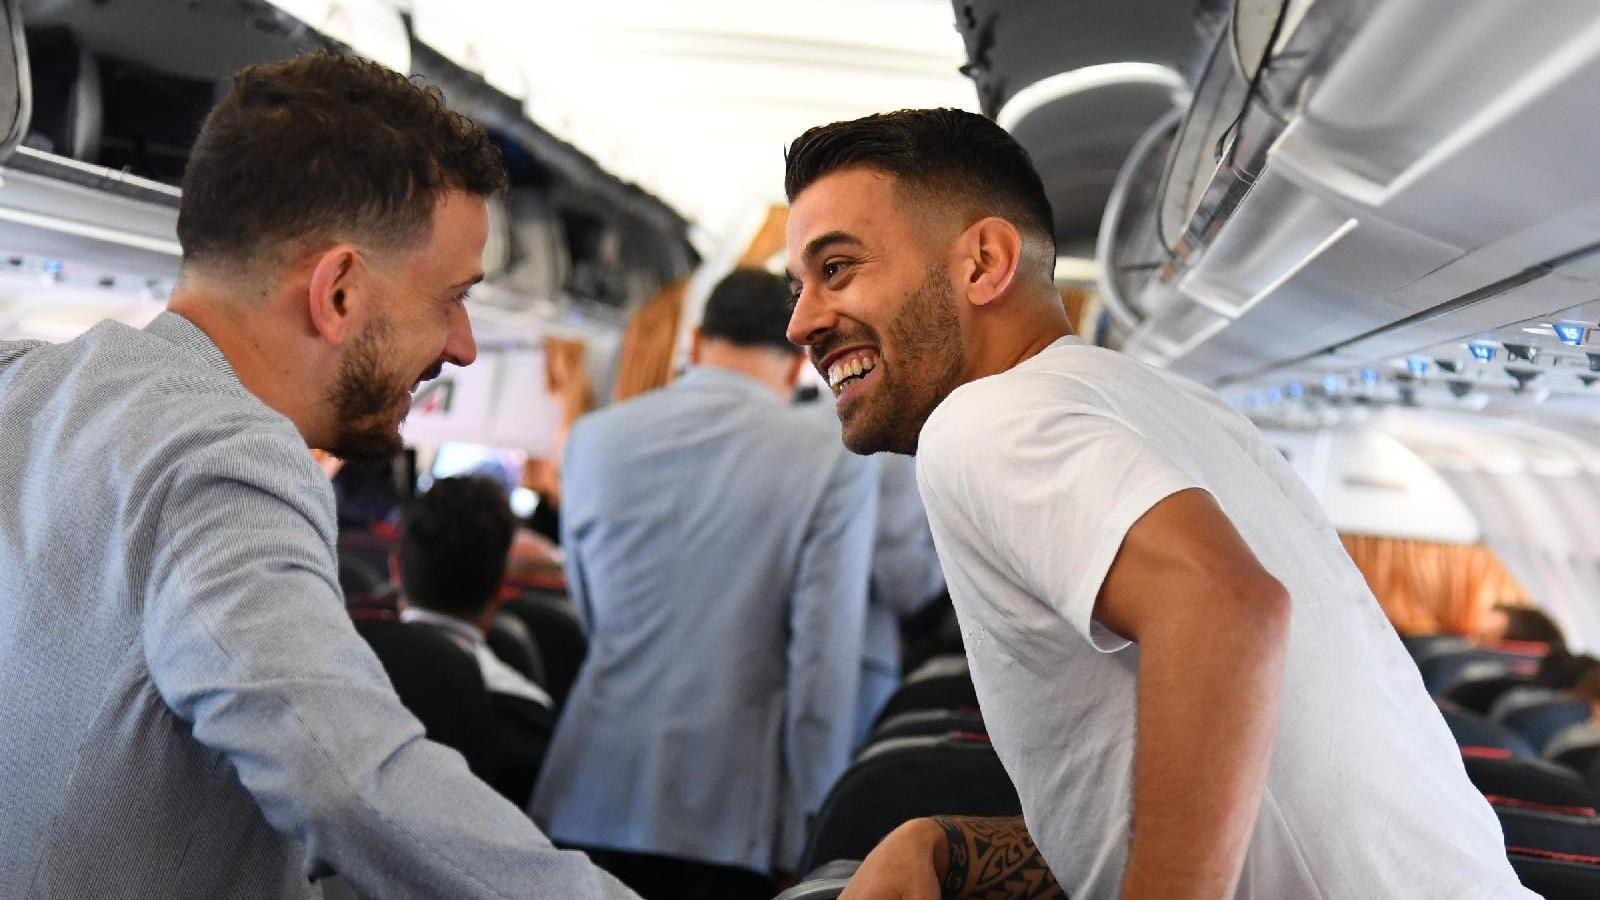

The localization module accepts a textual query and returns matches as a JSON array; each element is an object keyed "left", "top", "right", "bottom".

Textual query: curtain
[
  {"left": 543, "top": 336, "right": 592, "bottom": 451},
  {"left": 611, "top": 276, "right": 688, "bottom": 403},
  {"left": 1340, "top": 534, "right": 1529, "bottom": 636}
]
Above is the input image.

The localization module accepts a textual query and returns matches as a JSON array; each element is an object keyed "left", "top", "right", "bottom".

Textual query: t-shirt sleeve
[{"left": 918, "top": 382, "right": 1199, "bottom": 652}]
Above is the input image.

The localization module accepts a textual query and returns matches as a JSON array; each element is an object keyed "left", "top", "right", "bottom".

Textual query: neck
[
  {"left": 697, "top": 344, "right": 795, "bottom": 398},
  {"left": 968, "top": 287, "right": 1073, "bottom": 381},
  {"left": 167, "top": 275, "right": 330, "bottom": 447}
]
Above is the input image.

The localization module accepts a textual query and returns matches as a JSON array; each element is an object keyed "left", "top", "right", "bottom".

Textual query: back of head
[
  {"left": 783, "top": 108, "right": 1056, "bottom": 277},
  {"left": 177, "top": 51, "right": 508, "bottom": 275},
  {"left": 700, "top": 268, "right": 798, "bottom": 354},
  {"left": 1497, "top": 605, "right": 1567, "bottom": 651},
  {"left": 399, "top": 476, "right": 515, "bottom": 618}
]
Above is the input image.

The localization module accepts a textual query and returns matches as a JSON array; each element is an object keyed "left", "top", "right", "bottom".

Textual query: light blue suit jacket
[{"left": 532, "top": 367, "right": 877, "bottom": 873}]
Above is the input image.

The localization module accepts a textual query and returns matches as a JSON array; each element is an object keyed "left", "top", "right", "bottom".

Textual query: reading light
[{"left": 1468, "top": 342, "right": 1497, "bottom": 363}]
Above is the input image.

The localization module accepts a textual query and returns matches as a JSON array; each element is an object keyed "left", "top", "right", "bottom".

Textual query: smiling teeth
[{"left": 828, "top": 353, "right": 879, "bottom": 393}]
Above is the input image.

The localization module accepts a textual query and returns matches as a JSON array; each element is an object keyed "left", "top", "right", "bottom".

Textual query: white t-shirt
[{"left": 915, "top": 336, "right": 1535, "bottom": 900}]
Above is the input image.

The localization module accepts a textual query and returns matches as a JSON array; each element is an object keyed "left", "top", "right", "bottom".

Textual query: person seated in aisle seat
[
  {"left": 861, "top": 452, "right": 946, "bottom": 744},
  {"left": 0, "top": 51, "right": 634, "bottom": 899},
  {"left": 780, "top": 108, "right": 1538, "bottom": 900},
  {"left": 532, "top": 268, "right": 878, "bottom": 900},
  {"left": 396, "top": 475, "right": 558, "bottom": 806}
]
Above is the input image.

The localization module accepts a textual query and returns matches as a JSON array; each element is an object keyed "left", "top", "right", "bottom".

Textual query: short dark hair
[
  {"left": 1495, "top": 604, "right": 1567, "bottom": 650},
  {"left": 178, "top": 51, "right": 508, "bottom": 268},
  {"left": 784, "top": 108, "right": 1056, "bottom": 265},
  {"left": 699, "top": 268, "right": 799, "bottom": 353},
  {"left": 398, "top": 476, "right": 515, "bottom": 617}
]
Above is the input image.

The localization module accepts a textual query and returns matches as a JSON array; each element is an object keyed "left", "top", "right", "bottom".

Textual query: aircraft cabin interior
[{"left": 5, "top": 0, "right": 1600, "bottom": 898}]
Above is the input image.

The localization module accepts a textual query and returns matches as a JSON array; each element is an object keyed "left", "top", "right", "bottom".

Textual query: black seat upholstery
[
  {"left": 499, "top": 592, "right": 587, "bottom": 713},
  {"left": 1419, "top": 649, "right": 1536, "bottom": 696},
  {"left": 1402, "top": 634, "right": 1473, "bottom": 661},
  {"left": 869, "top": 709, "right": 986, "bottom": 746},
  {"left": 1492, "top": 690, "right": 1592, "bottom": 754},
  {"left": 772, "top": 861, "right": 860, "bottom": 900},
  {"left": 1465, "top": 756, "right": 1600, "bottom": 810},
  {"left": 872, "top": 655, "right": 979, "bottom": 727},
  {"left": 800, "top": 733, "right": 1020, "bottom": 873},
  {"left": 1437, "top": 699, "right": 1537, "bottom": 759},
  {"left": 1545, "top": 727, "right": 1600, "bottom": 776},
  {"left": 353, "top": 618, "right": 493, "bottom": 779},
  {"left": 1497, "top": 806, "right": 1600, "bottom": 859},
  {"left": 487, "top": 611, "right": 548, "bottom": 689},
  {"left": 1447, "top": 670, "right": 1538, "bottom": 716},
  {"left": 1509, "top": 850, "right": 1600, "bottom": 900}
]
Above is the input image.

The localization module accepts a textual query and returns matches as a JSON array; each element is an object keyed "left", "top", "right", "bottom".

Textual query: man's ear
[
  {"left": 783, "top": 352, "right": 806, "bottom": 389},
  {"left": 689, "top": 328, "right": 706, "bottom": 365},
  {"left": 306, "top": 245, "right": 363, "bottom": 344},
  {"left": 955, "top": 217, "right": 1025, "bottom": 308}
]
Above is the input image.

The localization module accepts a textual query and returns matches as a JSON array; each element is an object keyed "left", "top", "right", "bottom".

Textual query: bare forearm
[
  {"left": 932, "top": 816, "right": 1064, "bottom": 900},
  {"left": 1120, "top": 582, "right": 1290, "bottom": 899}
]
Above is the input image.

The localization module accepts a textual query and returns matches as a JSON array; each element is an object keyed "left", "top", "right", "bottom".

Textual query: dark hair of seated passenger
[
  {"left": 1574, "top": 661, "right": 1600, "bottom": 706},
  {"left": 698, "top": 268, "right": 799, "bottom": 354},
  {"left": 783, "top": 107, "right": 1057, "bottom": 278},
  {"left": 1494, "top": 604, "right": 1566, "bottom": 650},
  {"left": 176, "top": 51, "right": 508, "bottom": 271},
  {"left": 399, "top": 476, "right": 516, "bottom": 618}
]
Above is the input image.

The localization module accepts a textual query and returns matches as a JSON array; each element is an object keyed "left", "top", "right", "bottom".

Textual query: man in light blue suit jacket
[{"left": 532, "top": 269, "right": 877, "bottom": 899}]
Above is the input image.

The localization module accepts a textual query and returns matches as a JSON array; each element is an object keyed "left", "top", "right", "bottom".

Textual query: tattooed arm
[{"left": 838, "top": 816, "right": 1062, "bottom": 900}]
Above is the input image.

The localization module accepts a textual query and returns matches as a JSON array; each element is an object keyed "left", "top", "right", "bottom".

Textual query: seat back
[
  {"left": 869, "top": 709, "right": 986, "bottom": 746},
  {"left": 800, "top": 733, "right": 1020, "bottom": 873},
  {"left": 1447, "top": 669, "right": 1537, "bottom": 716},
  {"left": 1402, "top": 633, "right": 1473, "bottom": 661},
  {"left": 873, "top": 655, "right": 978, "bottom": 727},
  {"left": 352, "top": 619, "right": 493, "bottom": 778},
  {"left": 1465, "top": 755, "right": 1600, "bottom": 810},
  {"left": 487, "top": 611, "right": 548, "bottom": 688},
  {"left": 1437, "top": 699, "right": 1537, "bottom": 759},
  {"left": 1508, "top": 850, "right": 1600, "bottom": 900},
  {"left": 1545, "top": 727, "right": 1600, "bottom": 775},
  {"left": 1419, "top": 648, "right": 1537, "bottom": 695},
  {"left": 1497, "top": 805, "right": 1600, "bottom": 859},
  {"left": 500, "top": 592, "right": 587, "bottom": 712},
  {"left": 1495, "top": 696, "right": 1593, "bottom": 754}
]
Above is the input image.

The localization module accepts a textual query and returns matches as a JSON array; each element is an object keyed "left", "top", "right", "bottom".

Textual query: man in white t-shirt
[{"left": 780, "top": 109, "right": 1536, "bottom": 900}]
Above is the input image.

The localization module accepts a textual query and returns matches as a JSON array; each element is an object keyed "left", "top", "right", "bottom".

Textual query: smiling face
[
  {"left": 786, "top": 168, "right": 968, "bottom": 455},
  {"left": 325, "top": 190, "right": 487, "bottom": 459}
]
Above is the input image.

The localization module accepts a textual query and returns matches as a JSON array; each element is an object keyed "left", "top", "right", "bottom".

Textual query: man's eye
[
  {"left": 453, "top": 290, "right": 472, "bottom": 304},
  {"left": 822, "top": 261, "right": 847, "bottom": 280}
]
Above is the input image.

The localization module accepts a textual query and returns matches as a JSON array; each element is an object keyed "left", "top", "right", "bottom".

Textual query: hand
[{"left": 839, "top": 818, "right": 947, "bottom": 900}]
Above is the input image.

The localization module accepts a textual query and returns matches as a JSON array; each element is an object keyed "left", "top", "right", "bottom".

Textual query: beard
[
  {"left": 839, "top": 265, "right": 966, "bottom": 456},
  {"left": 326, "top": 312, "right": 412, "bottom": 461}
]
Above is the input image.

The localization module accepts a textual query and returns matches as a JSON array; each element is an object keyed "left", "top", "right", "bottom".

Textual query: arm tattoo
[{"left": 932, "top": 815, "right": 1066, "bottom": 899}]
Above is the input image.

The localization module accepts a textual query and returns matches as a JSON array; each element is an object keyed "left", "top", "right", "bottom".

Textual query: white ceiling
[{"left": 401, "top": 0, "right": 980, "bottom": 240}]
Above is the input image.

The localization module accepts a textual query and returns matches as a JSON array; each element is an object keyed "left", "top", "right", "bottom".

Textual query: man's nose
[
  {"left": 444, "top": 304, "right": 478, "bottom": 367},
  {"left": 786, "top": 285, "right": 838, "bottom": 348}
]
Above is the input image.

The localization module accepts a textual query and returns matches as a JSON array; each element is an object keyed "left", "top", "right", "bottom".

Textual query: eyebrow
[{"left": 784, "top": 231, "right": 866, "bottom": 286}]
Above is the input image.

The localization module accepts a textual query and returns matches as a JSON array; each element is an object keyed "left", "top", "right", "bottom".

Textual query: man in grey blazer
[
  {"left": 0, "top": 53, "right": 634, "bottom": 899},
  {"left": 532, "top": 268, "right": 877, "bottom": 899}
]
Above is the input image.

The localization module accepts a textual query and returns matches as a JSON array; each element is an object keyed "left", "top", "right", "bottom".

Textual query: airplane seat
[
  {"left": 1464, "top": 755, "right": 1600, "bottom": 810},
  {"left": 349, "top": 616, "right": 494, "bottom": 779},
  {"left": 338, "top": 555, "right": 385, "bottom": 602},
  {"left": 1436, "top": 699, "right": 1537, "bottom": 759},
  {"left": 1490, "top": 689, "right": 1592, "bottom": 754},
  {"left": 1544, "top": 726, "right": 1600, "bottom": 776},
  {"left": 771, "top": 861, "right": 860, "bottom": 900},
  {"left": 487, "top": 611, "right": 548, "bottom": 689},
  {"left": 1402, "top": 634, "right": 1473, "bottom": 662},
  {"left": 1496, "top": 805, "right": 1600, "bottom": 860},
  {"left": 21, "top": 26, "right": 102, "bottom": 161},
  {"left": 871, "top": 654, "right": 979, "bottom": 729},
  {"left": 1508, "top": 849, "right": 1600, "bottom": 900},
  {"left": 1446, "top": 668, "right": 1538, "bottom": 716},
  {"left": 798, "top": 733, "right": 1021, "bottom": 874},
  {"left": 868, "top": 709, "right": 986, "bottom": 746},
  {"left": 499, "top": 592, "right": 587, "bottom": 713},
  {"left": 337, "top": 530, "right": 397, "bottom": 588},
  {"left": 1419, "top": 649, "right": 1537, "bottom": 696}
]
